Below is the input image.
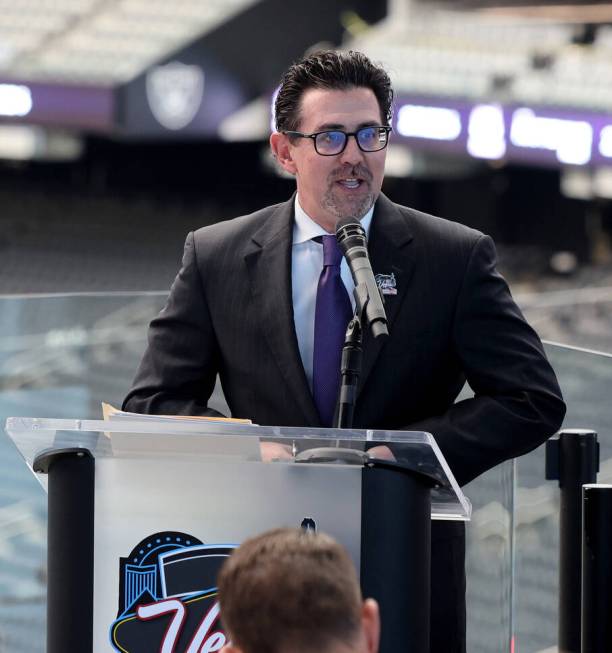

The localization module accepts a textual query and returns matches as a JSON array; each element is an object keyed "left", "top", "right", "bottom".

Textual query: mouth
[{"left": 336, "top": 177, "right": 365, "bottom": 190}]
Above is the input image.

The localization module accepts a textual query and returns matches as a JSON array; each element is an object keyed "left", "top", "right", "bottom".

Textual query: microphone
[{"left": 336, "top": 216, "right": 389, "bottom": 339}]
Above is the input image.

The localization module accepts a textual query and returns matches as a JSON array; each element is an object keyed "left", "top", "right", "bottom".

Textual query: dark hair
[
  {"left": 217, "top": 528, "right": 362, "bottom": 653},
  {"left": 274, "top": 50, "right": 393, "bottom": 132}
]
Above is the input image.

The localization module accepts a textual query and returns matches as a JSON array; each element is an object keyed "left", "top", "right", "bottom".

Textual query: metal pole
[
  {"left": 545, "top": 429, "right": 599, "bottom": 653},
  {"left": 337, "top": 316, "right": 363, "bottom": 429},
  {"left": 34, "top": 448, "right": 95, "bottom": 653},
  {"left": 361, "top": 463, "right": 431, "bottom": 653},
  {"left": 582, "top": 484, "right": 612, "bottom": 653}
]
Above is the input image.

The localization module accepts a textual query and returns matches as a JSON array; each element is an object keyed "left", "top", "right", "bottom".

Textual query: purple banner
[
  {"left": 0, "top": 79, "right": 115, "bottom": 132},
  {"left": 393, "top": 94, "right": 612, "bottom": 169}
]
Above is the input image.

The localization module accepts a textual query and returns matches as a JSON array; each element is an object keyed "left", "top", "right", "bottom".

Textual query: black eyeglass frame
[{"left": 282, "top": 125, "right": 392, "bottom": 156}]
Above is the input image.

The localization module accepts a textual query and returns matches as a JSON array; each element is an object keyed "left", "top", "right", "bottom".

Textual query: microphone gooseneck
[{"left": 336, "top": 216, "right": 389, "bottom": 339}]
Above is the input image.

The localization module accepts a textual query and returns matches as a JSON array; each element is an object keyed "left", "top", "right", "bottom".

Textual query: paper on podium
[
  {"left": 101, "top": 403, "right": 261, "bottom": 460},
  {"left": 101, "top": 402, "right": 251, "bottom": 424}
]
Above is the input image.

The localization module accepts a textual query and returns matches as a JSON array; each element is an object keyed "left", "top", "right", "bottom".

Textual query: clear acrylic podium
[{"left": 5, "top": 417, "right": 471, "bottom": 653}]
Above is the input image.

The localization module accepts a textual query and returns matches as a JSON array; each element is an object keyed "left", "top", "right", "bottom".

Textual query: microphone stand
[{"left": 336, "top": 284, "right": 369, "bottom": 429}]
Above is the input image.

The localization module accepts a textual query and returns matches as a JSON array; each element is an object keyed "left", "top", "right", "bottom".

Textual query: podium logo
[{"left": 110, "top": 531, "right": 235, "bottom": 653}]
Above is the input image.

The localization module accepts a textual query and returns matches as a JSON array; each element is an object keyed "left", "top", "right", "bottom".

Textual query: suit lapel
[
  {"left": 359, "top": 193, "right": 415, "bottom": 393},
  {"left": 243, "top": 198, "right": 321, "bottom": 426}
]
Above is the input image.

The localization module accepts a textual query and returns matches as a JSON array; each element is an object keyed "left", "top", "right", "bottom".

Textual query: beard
[{"left": 321, "top": 165, "right": 376, "bottom": 221}]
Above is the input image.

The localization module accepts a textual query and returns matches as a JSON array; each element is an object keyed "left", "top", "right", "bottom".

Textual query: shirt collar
[{"left": 292, "top": 196, "right": 374, "bottom": 245}]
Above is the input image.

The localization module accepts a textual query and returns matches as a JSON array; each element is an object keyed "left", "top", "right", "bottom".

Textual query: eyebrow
[{"left": 314, "top": 120, "right": 381, "bottom": 132}]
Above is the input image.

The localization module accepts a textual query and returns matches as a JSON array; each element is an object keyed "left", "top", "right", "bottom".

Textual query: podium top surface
[{"left": 5, "top": 416, "right": 471, "bottom": 521}]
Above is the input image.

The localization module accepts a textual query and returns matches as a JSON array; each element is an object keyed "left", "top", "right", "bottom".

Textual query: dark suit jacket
[{"left": 124, "top": 193, "right": 565, "bottom": 652}]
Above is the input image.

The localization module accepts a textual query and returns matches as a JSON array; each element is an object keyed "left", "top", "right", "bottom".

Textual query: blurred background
[{"left": 2, "top": 0, "right": 612, "bottom": 651}]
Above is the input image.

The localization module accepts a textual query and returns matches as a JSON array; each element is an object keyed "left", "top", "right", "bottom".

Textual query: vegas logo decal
[{"left": 110, "top": 531, "right": 235, "bottom": 653}]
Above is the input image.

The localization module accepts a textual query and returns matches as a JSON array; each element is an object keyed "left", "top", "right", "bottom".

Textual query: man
[
  {"left": 123, "top": 50, "right": 565, "bottom": 651},
  {"left": 217, "top": 528, "right": 380, "bottom": 653}
]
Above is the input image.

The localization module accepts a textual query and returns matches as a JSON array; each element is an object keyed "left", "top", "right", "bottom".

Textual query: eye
[
  {"left": 357, "top": 127, "right": 379, "bottom": 147},
  {"left": 314, "top": 131, "right": 346, "bottom": 154},
  {"left": 320, "top": 131, "right": 344, "bottom": 145}
]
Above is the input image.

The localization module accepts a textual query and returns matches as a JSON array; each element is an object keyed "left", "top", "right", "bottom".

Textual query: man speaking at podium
[{"left": 123, "top": 50, "right": 565, "bottom": 652}]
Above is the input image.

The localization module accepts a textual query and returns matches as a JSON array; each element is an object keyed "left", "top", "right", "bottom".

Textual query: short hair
[
  {"left": 217, "top": 528, "right": 363, "bottom": 653},
  {"left": 274, "top": 50, "right": 394, "bottom": 133}
]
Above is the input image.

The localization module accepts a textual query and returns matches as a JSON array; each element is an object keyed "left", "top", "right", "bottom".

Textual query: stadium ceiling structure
[
  {"left": 350, "top": 0, "right": 612, "bottom": 112},
  {"left": 0, "top": 0, "right": 259, "bottom": 85},
  {"left": 1, "top": 0, "right": 610, "bottom": 90},
  {"left": 425, "top": 0, "right": 612, "bottom": 22}
]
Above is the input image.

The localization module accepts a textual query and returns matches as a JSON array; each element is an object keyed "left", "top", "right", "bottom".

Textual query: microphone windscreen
[
  {"left": 335, "top": 215, "right": 360, "bottom": 235},
  {"left": 336, "top": 217, "right": 366, "bottom": 255}
]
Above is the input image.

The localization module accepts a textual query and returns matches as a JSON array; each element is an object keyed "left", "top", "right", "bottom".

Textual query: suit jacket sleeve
[
  {"left": 404, "top": 234, "right": 565, "bottom": 486},
  {"left": 122, "top": 231, "right": 225, "bottom": 417}
]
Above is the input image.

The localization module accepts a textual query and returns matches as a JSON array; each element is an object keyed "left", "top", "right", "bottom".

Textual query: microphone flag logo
[{"left": 375, "top": 272, "right": 397, "bottom": 295}]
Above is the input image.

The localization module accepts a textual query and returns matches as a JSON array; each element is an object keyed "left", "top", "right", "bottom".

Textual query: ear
[
  {"left": 361, "top": 598, "right": 380, "bottom": 653},
  {"left": 270, "top": 131, "right": 297, "bottom": 176}
]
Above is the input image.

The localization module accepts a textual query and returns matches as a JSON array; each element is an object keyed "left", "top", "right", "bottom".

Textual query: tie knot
[{"left": 321, "top": 235, "right": 343, "bottom": 267}]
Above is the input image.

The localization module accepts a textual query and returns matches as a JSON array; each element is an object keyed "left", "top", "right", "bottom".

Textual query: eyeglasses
[{"left": 283, "top": 125, "right": 392, "bottom": 156}]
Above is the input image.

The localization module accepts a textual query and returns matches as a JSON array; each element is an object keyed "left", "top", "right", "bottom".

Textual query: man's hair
[
  {"left": 274, "top": 50, "right": 394, "bottom": 133},
  {"left": 217, "top": 528, "right": 363, "bottom": 653}
]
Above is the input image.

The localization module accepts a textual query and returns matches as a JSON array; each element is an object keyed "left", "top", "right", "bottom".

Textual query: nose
[{"left": 339, "top": 133, "right": 365, "bottom": 165}]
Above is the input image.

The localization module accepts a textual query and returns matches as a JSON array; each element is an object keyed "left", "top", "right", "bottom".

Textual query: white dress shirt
[{"left": 291, "top": 196, "right": 374, "bottom": 390}]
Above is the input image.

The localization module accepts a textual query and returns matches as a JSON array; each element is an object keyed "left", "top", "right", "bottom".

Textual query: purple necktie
[{"left": 313, "top": 235, "right": 353, "bottom": 427}]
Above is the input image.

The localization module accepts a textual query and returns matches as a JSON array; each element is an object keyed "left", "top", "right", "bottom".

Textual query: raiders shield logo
[{"left": 146, "top": 61, "right": 204, "bottom": 130}]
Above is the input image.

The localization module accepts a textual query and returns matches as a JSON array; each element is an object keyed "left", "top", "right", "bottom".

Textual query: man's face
[{"left": 270, "top": 87, "right": 387, "bottom": 232}]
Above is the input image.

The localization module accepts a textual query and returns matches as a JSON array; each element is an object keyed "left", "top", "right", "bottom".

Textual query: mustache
[{"left": 329, "top": 166, "right": 373, "bottom": 182}]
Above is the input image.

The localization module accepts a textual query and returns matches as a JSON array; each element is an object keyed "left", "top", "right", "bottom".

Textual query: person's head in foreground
[{"left": 217, "top": 527, "right": 380, "bottom": 653}]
